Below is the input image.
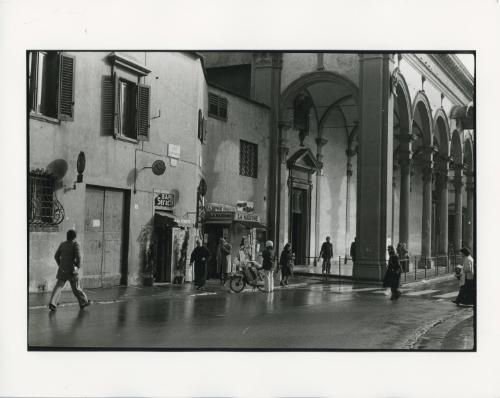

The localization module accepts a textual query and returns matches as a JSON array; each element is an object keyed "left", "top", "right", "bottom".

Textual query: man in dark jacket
[
  {"left": 190, "top": 239, "right": 210, "bottom": 290},
  {"left": 319, "top": 236, "right": 333, "bottom": 275},
  {"left": 262, "top": 240, "right": 275, "bottom": 292},
  {"left": 48, "top": 229, "right": 90, "bottom": 311}
]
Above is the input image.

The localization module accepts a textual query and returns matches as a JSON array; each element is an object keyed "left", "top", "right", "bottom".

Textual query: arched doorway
[
  {"left": 278, "top": 71, "right": 359, "bottom": 263},
  {"left": 450, "top": 130, "right": 464, "bottom": 253},
  {"left": 411, "top": 92, "right": 433, "bottom": 262},
  {"left": 433, "top": 110, "right": 451, "bottom": 261},
  {"left": 391, "top": 71, "right": 413, "bottom": 257}
]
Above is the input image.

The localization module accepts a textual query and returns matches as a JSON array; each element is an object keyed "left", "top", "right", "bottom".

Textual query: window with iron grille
[
  {"left": 29, "top": 170, "right": 64, "bottom": 225},
  {"left": 208, "top": 92, "right": 228, "bottom": 120},
  {"left": 240, "top": 140, "right": 258, "bottom": 178}
]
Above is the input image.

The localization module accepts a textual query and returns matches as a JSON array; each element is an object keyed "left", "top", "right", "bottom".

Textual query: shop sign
[
  {"left": 154, "top": 190, "right": 176, "bottom": 210},
  {"left": 175, "top": 218, "right": 193, "bottom": 227},
  {"left": 234, "top": 212, "right": 260, "bottom": 223},
  {"left": 203, "top": 202, "right": 236, "bottom": 222},
  {"left": 205, "top": 203, "right": 236, "bottom": 212},
  {"left": 236, "top": 201, "right": 254, "bottom": 212},
  {"left": 205, "top": 211, "right": 235, "bottom": 219}
]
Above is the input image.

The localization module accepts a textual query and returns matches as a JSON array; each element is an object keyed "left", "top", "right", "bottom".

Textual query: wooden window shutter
[
  {"left": 57, "top": 53, "right": 75, "bottom": 121},
  {"left": 101, "top": 75, "right": 115, "bottom": 135},
  {"left": 136, "top": 83, "right": 151, "bottom": 141},
  {"left": 113, "top": 73, "right": 120, "bottom": 137}
]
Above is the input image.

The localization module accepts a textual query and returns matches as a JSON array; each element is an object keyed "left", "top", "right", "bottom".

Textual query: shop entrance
[
  {"left": 205, "top": 224, "right": 225, "bottom": 279},
  {"left": 155, "top": 226, "right": 173, "bottom": 283}
]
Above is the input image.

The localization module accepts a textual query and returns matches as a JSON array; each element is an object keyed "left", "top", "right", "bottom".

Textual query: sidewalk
[{"left": 28, "top": 277, "right": 321, "bottom": 309}]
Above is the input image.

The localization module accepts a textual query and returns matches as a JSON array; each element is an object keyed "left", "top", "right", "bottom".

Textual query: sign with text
[
  {"left": 234, "top": 212, "right": 260, "bottom": 223},
  {"left": 154, "top": 190, "right": 176, "bottom": 210},
  {"left": 168, "top": 144, "right": 181, "bottom": 159}
]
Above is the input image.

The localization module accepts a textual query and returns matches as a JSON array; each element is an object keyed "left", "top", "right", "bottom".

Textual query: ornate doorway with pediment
[{"left": 287, "top": 148, "right": 320, "bottom": 265}]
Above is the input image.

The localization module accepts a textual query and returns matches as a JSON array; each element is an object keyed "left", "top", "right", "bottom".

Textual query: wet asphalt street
[{"left": 28, "top": 276, "right": 474, "bottom": 350}]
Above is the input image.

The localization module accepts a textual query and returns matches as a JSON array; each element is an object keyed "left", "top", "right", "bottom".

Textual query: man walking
[
  {"left": 48, "top": 229, "right": 90, "bottom": 311},
  {"left": 262, "top": 240, "right": 275, "bottom": 292},
  {"left": 319, "top": 236, "right": 333, "bottom": 275}
]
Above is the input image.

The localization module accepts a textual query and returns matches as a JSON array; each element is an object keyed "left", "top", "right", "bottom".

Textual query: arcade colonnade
[{"left": 261, "top": 54, "right": 474, "bottom": 280}]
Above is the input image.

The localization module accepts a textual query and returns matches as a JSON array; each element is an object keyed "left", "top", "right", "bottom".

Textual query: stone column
[
  {"left": 276, "top": 122, "right": 290, "bottom": 254},
  {"left": 453, "top": 165, "right": 464, "bottom": 251},
  {"left": 314, "top": 137, "right": 327, "bottom": 260},
  {"left": 253, "top": 53, "right": 283, "bottom": 250},
  {"left": 464, "top": 170, "right": 474, "bottom": 251},
  {"left": 398, "top": 134, "right": 412, "bottom": 249},
  {"left": 435, "top": 160, "right": 449, "bottom": 257},
  {"left": 354, "top": 54, "right": 395, "bottom": 281},
  {"left": 421, "top": 158, "right": 433, "bottom": 264},
  {"left": 345, "top": 148, "right": 355, "bottom": 257}
]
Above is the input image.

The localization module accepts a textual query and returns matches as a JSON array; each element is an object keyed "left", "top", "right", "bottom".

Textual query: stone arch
[
  {"left": 393, "top": 70, "right": 412, "bottom": 135},
  {"left": 412, "top": 91, "right": 433, "bottom": 147},
  {"left": 433, "top": 109, "right": 450, "bottom": 157},
  {"left": 279, "top": 71, "right": 359, "bottom": 121}
]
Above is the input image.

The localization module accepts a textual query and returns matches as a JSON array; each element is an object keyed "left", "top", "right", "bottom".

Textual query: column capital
[{"left": 254, "top": 52, "right": 283, "bottom": 69}]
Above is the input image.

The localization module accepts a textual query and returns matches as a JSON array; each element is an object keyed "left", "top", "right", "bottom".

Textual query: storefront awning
[
  {"left": 154, "top": 211, "right": 193, "bottom": 228},
  {"left": 234, "top": 219, "right": 267, "bottom": 229},
  {"left": 154, "top": 211, "right": 178, "bottom": 227}
]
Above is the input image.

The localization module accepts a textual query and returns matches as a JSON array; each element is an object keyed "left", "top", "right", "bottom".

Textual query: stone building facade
[
  {"left": 28, "top": 51, "right": 475, "bottom": 290},
  {"left": 28, "top": 51, "right": 207, "bottom": 292},
  {"left": 203, "top": 52, "right": 475, "bottom": 280}
]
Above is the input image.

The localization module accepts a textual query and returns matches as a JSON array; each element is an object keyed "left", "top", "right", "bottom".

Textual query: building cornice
[
  {"left": 403, "top": 54, "right": 473, "bottom": 105},
  {"left": 429, "top": 54, "right": 474, "bottom": 96}
]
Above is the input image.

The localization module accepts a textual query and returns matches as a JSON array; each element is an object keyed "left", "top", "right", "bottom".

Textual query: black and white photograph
[
  {"left": 1, "top": 0, "right": 500, "bottom": 397},
  {"left": 26, "top": 50, "right": 476, "bottom": 351}
]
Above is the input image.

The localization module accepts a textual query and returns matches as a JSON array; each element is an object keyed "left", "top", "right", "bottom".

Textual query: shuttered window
[
  {"left": 208, "top": 92, "right": 228, "bottom": 120},
  {"left": 101, "top": 74, "right": 150, "bottom": 141},
  {"left": 28, "top": 51, "right": 75, "bottom": 121},
  {"left": 240, "top": 140, "right": 258, "bottom": 178}
]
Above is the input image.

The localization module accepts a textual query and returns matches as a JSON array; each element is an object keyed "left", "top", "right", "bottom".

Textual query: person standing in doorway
[
  {"left": 216, "top": 237, "right": 232, "bottom": 284},
  {"left": 319, "top": 236, "right": 333, "bottom": 275},
  {"left": 190, "top": 239, "right": 210, "bottom": 290},
  {"left": 383, "top": 245, "right": 402, "bottom": 301},
  {"left": 262, "top": 240, "right": 275, "bottom": 292},
  {"left": 279, "top": 243, "right": 293, "bottom": 287},
  {"left": 48, "top": 229, "right": 90, "bottom": 311},
  {"left": 350, "top": 236, "right": 358, "bottom": 265},
  {"left": 453, "top": 247, "right": 475, "bottom": 306}
]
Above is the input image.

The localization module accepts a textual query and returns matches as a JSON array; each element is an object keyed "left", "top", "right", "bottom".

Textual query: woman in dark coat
[
  {"left": 279, "top": 243, "right": 294, "bottom": 287},
  {"left": 383, "top": 245, "right": 402, "bottom": 300},
  {"left": 190, "top": 239, "right": 210, "bottom": 290}
]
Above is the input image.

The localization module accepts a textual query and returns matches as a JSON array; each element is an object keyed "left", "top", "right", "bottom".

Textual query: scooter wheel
[{"left": 229, "top": 276, "right": 246, "bottom": 293}]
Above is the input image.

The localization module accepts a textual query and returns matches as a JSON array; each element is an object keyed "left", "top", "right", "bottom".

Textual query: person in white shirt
[{"left": 452, "top": 247, "right": 475, "bottom": 305}]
